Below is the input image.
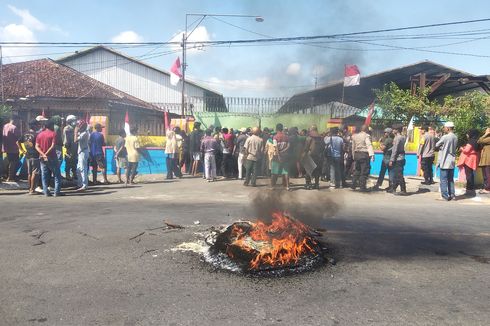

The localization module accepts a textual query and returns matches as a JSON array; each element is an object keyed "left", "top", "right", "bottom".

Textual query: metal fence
[{"left": 152, "top": 96, "right": 290, "bottom": 115}]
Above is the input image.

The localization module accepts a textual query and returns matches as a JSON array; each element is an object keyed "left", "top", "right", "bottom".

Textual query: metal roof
[
  {"left": 57, "top": 46, "right": 223, "bottom": 96},
  {"left": 279, "top": 60, "right": 490, "bottom": 113},
  {"left": 2, "top": 58, "right": 161, "bottom": 111}
]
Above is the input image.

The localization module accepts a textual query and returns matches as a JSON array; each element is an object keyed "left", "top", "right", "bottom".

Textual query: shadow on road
[{"left": 322, "top": 218, "right": 490, "bottom": 264}]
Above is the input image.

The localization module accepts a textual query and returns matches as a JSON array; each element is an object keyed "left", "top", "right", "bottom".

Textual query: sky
[{"left": 1, "top": 0, "right": 490, "bottom": 98}]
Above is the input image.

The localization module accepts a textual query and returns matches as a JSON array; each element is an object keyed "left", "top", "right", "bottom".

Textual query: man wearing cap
[
  {"left": 89, "top": 123, "right": 109, "bottom": 184},
  {"left": 435, "top": 122, "right": 458, "bottom": 201},
  {"left": 74, "top": 120, "right": 90, "bottom": 191},
  {"left": 63, "top": 115, "right": 78, "bottom": 180},
  {"left": 35, "top": 119, "right": 62, "bottom": 196},
  {"left": 2, "top": 115, "right": 22, "bottom": 182},
  {"left": 351, "top": 125, "right": 375, "bottom": 192},
  {"left": 389, "top": 126, "right": 408, "bottom": 195},
  {"left": 234, "top": 128, "right": 248, "bottom": 180},
  {"left": 418, "top": 126, "right": 436, "bottom": 185},
  {"left": 373, "top": 128, "right": 394, "bottom": 191}
]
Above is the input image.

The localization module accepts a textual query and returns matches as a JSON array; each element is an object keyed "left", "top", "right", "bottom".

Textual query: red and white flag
[
  {"left": 170, "top": 57, "right": 182, "bottom": 86},
  {"left": 364, "top": 102, "right": 375, "bottom": 126},
  {"left": 124, "top": 110, "right": 131, "bottom": 136},
  {"left": 344, "top": 64, "right": 360, "bottom": 87}
]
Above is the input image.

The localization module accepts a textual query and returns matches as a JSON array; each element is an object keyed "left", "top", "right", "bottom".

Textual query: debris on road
[
  {"left": 129, "top": 232, "right": 145, "bottom": 242},
  {"left": 164, "top": 221, "right": 184, "bottom": 229}
]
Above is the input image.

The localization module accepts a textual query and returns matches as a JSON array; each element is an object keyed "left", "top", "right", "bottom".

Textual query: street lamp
[{"left": 181, "top": 13, "right": 264, "bottom": 117}]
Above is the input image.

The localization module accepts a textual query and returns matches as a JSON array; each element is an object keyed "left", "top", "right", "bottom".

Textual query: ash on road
[{"left": 0, "top": 177, "right": 489, "bottom": 325}]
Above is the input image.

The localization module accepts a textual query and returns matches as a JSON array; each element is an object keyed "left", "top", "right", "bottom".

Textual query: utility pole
[
  {"left": 0, "top": 45, "right": 4, "bottom": 106},
  {"left": 181, "top": 31, "right": 186, "bottom": 118}
]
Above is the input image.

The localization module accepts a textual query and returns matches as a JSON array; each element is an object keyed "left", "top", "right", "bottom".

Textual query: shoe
[
  {"left": 372, "top": 185, "right": 380, "bottom": 190},
  {"left": 53, "top": 193, "right": 65, "bottom": 197},
  {"left": 44, "top": 193, "right": 52, "bottom": 197},
  {"left": 478, "top": 189, "right": 490, "bottom": 194},
  {"left": 243, "top": 182, "right": 249, "bottom": 186},
  {"left": 359, "top": 188, "right": 370, "bottom": 193},
  {"left": 385, "top": 188, "right": 394, "bottom": 193},
  {"left": 420, "top": 181, "right": 429, "bottom": 185},
  {"left": 394, "top": 191, "right": 409, "bottom": 196},
  {"left": 77, "top": 186, "right": 87, "bottom": 191}
]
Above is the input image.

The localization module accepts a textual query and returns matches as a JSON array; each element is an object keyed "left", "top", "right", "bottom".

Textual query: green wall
[{"left": 194, "top": 112, "right": 331, "bottom": 132}]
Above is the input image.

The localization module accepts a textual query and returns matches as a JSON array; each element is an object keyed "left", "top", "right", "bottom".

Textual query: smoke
[
  {"left": 247, "top": 189, "right": 343, "bottom": 228},
  {"left": 238, "top": 0, "right": 383, "bottom": 97}
]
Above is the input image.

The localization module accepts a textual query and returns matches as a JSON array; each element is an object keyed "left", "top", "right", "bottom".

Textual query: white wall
[{"left": 61, "top": 49, "right": 209, "bottom": 113}]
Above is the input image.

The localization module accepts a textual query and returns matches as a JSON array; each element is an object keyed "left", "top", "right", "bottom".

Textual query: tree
[
  {"left": 0, "top": 104, "right": 12, "bottom": 126},
  {"left": 443, "top": 91, "right": 490, "bottom": 146},
  {"left": 374, "top": 82, "right": 441, "bottom": 125}
]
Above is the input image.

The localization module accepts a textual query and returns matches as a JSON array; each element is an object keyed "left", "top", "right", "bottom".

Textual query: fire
[{"left": 226, "top": 212, "right": 318, "bottom": 270}]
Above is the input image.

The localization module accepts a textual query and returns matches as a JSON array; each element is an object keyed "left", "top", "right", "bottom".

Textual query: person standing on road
[
  {"left": 35, "top": 120, "right": 62, "bottom": 197},
  {"left": 74, "top": 120, "right": 90, "bottom": 191},
  {"left": 324, "top": 127, "right": 344, "bottom": 189},
  {"left": 456, "top": 129, "right": 480, "bottom": 197},
  {"left": 165, "top": 129, "right": 182, "bottom": 180},
  {"left": 271, "top": 123, "right": 290, "bottom": 191},
  {"left": 243, "top": 127, "right": 264, "bottom": 187},
  {"left": 20, "top": 120, "right": 40, "bottom": 194},
  {"left": 2, "top": 115, "right": 22, "bottom": 182},
  {"left": 351, "top": 125, "right": 374, "bottom": 192},
  {"left": 125, "top": 126, "right": 140, "bottom": 186},
  {"left": 302, "top": 126, "right": 324, "bottom": 190},
  {"left": 189, "top": 122, "right": 204, "bottom": 177},
  {"left": 418, "top": 126, "right": 436, "bottom": 185},
  {"left": 221, "top": 128, "right": 235, "bottom": 178},
  {"left": 114, "top": 129, "right": 127, "bottom": 184},
  {"left": 477, "top": 127, "right": 490, "bottom": 194},
  {"left": 89, "top": 123, "right": 109, "bottom": 184},
  {"left": 63, "top": 115, "right": 78, "bottom": 180},
  {"left": 435, "top": 122, "right": 458, "bottom": 201},
  {"left": 389, "top": 126, "right": 408, "bottom": 196},
  {"left": 201, "top": 129, "right": 220, "bottom": 182},
  {"left": 234, "top": 128, "right": 248, "bottom": 180},
  {"left": 373, "top": 128, "right": 393, "bottom": 191}
]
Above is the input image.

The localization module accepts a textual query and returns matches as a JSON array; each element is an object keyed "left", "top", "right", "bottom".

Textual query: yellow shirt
[{"left": 125, "top": 135, "right": 140, "bottom": 162}]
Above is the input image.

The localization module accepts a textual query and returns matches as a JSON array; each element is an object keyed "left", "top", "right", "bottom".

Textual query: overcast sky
[{"left": 1, "top": 0, "right": 490, "bottom": 97}]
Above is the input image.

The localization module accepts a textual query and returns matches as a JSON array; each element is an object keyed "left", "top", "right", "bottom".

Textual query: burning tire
[{"left": 207, "top": 212, "right": 326, "bottom": 276}]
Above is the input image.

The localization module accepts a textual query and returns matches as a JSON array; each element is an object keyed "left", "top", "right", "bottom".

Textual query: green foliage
[
  {"left": 443, "top": 91, "right": 490, "bottom": 146},
  {"left": 0, "top": 104, "right": 12, "bottom": 125},
  {"left": 374, "top": 82, "right": 441, "bottom": 125},
  {"left": 375, "top": 83, "right": 490, "bottom": 146}
]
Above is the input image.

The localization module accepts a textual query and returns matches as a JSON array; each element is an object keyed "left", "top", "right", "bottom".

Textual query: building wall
[{"left": 60, "top": 49, "right": 209, "bottom": 113}]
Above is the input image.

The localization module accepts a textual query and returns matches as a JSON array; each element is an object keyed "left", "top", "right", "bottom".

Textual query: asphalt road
[{"left": 0, "top": 176, "right": 489, "bottom": 326}]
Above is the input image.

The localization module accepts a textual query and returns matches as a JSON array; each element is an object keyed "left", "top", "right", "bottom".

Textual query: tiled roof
[{"left": 2, "top": 59, "right": 160, "bottom": 111}]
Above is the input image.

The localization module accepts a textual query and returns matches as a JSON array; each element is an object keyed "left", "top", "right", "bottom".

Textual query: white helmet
[{"left": 66, "top": 115, "right": 77, "bottom": 122}]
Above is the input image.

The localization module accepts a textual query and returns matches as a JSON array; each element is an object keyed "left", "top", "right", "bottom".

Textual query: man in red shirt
[{"left": 35, "top": 120, "right": 62, "bottom": 196}]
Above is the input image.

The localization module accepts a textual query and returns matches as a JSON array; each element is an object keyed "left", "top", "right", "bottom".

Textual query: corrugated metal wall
[{"left": 61, "top": 49, "right": 208, "bottom": 113}]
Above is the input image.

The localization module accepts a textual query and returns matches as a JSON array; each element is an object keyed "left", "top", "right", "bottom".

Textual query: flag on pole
[
  {"left": 164, "top": 110, "right": 170, "bottom": 132},
  {"left": 124, "top": 110, "right": 131, "bottom": 136},
  {"left": 85, "top": 111, "right": 90, "bottom": 124},
  {"left": 169, "top": 57, "right": 182, "bottom": 86},
  {"left": 364, "top": 102, "right": 375, "bottom": 126},
  {"left": 405, "top": 116, "right": 415, "bottom": 147},
  {"left": 344, "top": 64, "right": 360, "bottom": 87},
  {"left": 41, "top": 109, "right": 46, "bottom": 118}
]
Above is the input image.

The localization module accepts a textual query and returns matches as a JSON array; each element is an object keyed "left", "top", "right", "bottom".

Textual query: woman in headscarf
[
  {"left": 477, "top": 127, "right": 490, "bottom": 194},
  {"left": 457, "top": 129, "right": 480, "bottom": 196}
]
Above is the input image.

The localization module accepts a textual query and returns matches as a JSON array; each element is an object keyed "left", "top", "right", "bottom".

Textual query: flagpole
[
  {"left": 341, "top": 85, "right": 345, "bottom": 104},
  {"left": 181, "top": 16, "right": 187, "bottom": 118}
]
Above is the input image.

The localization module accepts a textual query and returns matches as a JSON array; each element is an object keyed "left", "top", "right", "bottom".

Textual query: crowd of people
[{"left": 1, "top": 114, "right": 490, "bottom": 201}]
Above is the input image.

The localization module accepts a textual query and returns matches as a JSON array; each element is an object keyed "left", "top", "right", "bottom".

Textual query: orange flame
[{"left": 227, "top": 212, "right": 317, "bottom": 270}]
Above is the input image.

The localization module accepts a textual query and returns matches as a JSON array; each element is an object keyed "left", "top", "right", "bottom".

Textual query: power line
[{"left": 2, "top": 17, "right": 490, "bottom": 47}]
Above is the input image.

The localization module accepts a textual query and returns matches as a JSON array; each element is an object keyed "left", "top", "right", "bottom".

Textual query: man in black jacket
[{"left": 189, "top": 122, "right": 204, "bottom": 176}]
